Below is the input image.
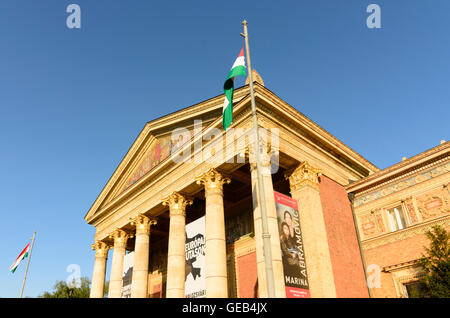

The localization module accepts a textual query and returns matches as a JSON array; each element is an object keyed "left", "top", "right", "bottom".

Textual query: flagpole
[
  {"left": 241, "top": 20, "right": 276, "bottom": 298},
  {"left": 19, "top": 231, "right": 36, "bottom": 298}
]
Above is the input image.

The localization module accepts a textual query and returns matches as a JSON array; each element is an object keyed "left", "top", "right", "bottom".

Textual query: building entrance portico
[{"left": 86, "top": 80, "right": 377, "bottom": 298}]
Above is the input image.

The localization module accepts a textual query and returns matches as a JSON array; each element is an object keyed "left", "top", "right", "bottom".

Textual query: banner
[
  {"left": 274, "top": 191, "right": 311, "bottom": 298},
  {"left": 185, "top": 216, "right": 206, "bottom": 298},
  {"left": 121, "top": 251, "right": 134, "bottom": 298}
]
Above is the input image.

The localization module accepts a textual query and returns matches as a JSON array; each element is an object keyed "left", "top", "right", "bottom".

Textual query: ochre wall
[{"left": 319, "top": 175, "right": 369, "bottom": 298}]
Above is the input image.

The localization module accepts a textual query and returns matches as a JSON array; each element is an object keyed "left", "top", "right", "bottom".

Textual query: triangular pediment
[
  {"left": 85, "top": 83, "right": 379, "bottom": 223},
  {"left": 100, "top": 134, "right": 173, "bottom": 209},
  {"left": 85, "top": 86, "right": 251, "bottom": 222}
]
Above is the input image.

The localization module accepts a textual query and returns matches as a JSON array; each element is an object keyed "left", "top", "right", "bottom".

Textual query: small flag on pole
[
  {"left": 222, "top": 47, "right": 247, "bottom": 131},
  {"left": 10, "top": 243, "right": 30, "bottom": 273}
]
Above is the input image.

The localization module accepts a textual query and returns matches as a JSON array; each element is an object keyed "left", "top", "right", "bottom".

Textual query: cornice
[
  {"left": 145, "top": 86, "right": 250, "bottom": 133},
  {"left": 257, "top": 101, "right": 370, "bottom": 180},
  {"left": 383, "top": 259, "right": 422, "bottom": 273},
  {"left": 353, "top": 160, "right": 449, "bottom": 208},
  {"left": 347, "top": 142, "right": 449, "bottom": 194},
  {"left": 254, "top": 85, "right": 379, "bottom": 175},
  {"left": 106, "top": 136, "right": 159, "bottom": 205},
  {"left": 84, "top": 125, "right": 153, "bottom": 220},
  {"left": 361, "top": 215, "right": 450, "bottom": 250}
]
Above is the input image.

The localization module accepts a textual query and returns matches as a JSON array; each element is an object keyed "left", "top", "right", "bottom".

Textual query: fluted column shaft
[
  {"left": 196, "top": 168, "right": 230, "bottom": 298},
  {"left": 285, "top": 161, "right": 336, "bottom": 298},
  {"left": 130, "top": 214, "right": 156, "bottom": 298},
  {"left": 108, "top": 229, "right": 131, "bottom": 298},
  {"left": 163, "top": 192, "right": 192, "bottom": 298},
  {"left": 90, "top": 241, "right": 110, "bottom": 298}
]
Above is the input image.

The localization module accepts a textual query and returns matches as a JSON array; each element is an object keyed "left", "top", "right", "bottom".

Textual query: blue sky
[{"left": 0, "top": 1, "right": 448, "bottom": 297}]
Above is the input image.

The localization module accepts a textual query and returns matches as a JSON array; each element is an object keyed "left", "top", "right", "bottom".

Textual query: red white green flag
[
  {"left": 10, "top": 243, "right": 30, "bottom": 273},
  {"left": 223, "top": 47, "right": 247, "bottom": 131}
]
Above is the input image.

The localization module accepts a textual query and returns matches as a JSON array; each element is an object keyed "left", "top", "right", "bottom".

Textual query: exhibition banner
[
  {"left": 274, "top": 191, "right": 311, "bottom": 298},
  {"left": 185, "top": 216, "right": 206, "bottom": 298},
  {"left": 121, "top": 251, "right": 134, "bottom": 298}
]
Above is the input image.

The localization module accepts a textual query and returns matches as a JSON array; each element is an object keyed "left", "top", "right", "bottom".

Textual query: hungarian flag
[
  {"left": 10, "top": 243, "right": 30, "bottom": 273},
  {"left": 223, "top": 47, "right": 247, "bottom": 131}
]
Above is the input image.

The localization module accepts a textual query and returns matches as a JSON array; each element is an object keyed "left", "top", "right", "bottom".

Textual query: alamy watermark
[
  {"left": 169, "top": 120, "right": 280, "bottom": 174},
  {"left": 366, "top": 4, "right": 381, "bottom": 29},
  {"left": 66, "top": 264, "right": 82, "bottom": 288},
  {"left": 66, "top": 4, "right": 81, "bottom": 29},
  {"left": 366, "top": 264, "right": 381, "bottom": 289},
  {"left": 65, "top": 4, "right": 382, "bottom": 30}
]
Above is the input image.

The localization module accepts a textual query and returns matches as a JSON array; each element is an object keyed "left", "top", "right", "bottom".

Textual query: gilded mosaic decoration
[
  {"left": 122, "top": 131, "right": 195, "bottom": 192},
  {"left": 123, "top": 136, "right": 172, "bottom": 191},
  {"left": 354, "top": 162, "right": 450, "bottom": 207}
]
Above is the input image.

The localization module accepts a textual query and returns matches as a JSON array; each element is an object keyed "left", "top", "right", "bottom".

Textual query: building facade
[
  {"left": 347, "top": 141, "right": 450, "bottom": 298},
  {"left": 84, "top": 76, "right": 449, "bottom": 298}
]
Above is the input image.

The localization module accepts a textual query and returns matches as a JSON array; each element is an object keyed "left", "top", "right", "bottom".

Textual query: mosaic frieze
[
  {"left": 122, "top": 136, "right": 172, "bottom": 191},
  {"left": 121, "top": 129, "right": 199, "bottom": 192},
  {"left": 354, "top": 162, "right": 450, "bottom": 207}
]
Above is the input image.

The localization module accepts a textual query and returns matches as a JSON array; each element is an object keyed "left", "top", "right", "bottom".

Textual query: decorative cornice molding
[
  {"left": 361, "top": 216, "right": 450, "bottom": 250},
  {"left": 255, "top": 90, "right": 378, "bottom": 175},
  {"left": 383, "top": 259, "right": 422, "bottom": 273},
  {"left": 348, "top": 142, "right": 449, "bottom": 193},
  {"left": 354, "top": 161, "right": 450, "bottom": 207},
  {"left": 84, "top": 128, "right": 153, "bottom": 221}
]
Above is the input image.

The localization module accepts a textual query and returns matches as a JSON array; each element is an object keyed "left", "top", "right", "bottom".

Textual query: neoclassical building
[{"left": 84, "top": 74, "right": 449, "bottom": 298}]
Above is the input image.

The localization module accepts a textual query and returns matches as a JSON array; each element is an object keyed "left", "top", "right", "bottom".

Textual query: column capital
[
  {"left": 109, "top": 228, "right": 133, "bottom": 249},
  {"left": 91, "top": 241, "right": 110, "bottom": 258},
  {"left": 245, "top": 143, "right": 275, "bottom": 173},
  {"left": 162, "top": 192, "right": 193, "bottom": 217},
  {"left": 285, "top": 161, "right": 323, "bottom": 191},
  {"left": 130, "top": 214, "right": 157, "bottom": 235},
  {"left": 195, "top": 168, "right": 231, "bottom": 196}
]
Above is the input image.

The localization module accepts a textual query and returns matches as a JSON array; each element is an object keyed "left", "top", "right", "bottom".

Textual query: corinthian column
[
  {"left": 90, "top": 241, "right": 110, "bottom": 298},
  {"left": 196, "top": 168, "right": 230, "bottom": 298},
  {"left": 249, "top": 148, "right": 286, "bottom": 298},
  {"left": 285, "top": 161, "right": 336, "bottom": 298},
  {"left": 108, "top": 229, "right": 132, "bottom": 298},
  {"left": 163, "top": 192, "right": 193, "bottom": 298},
  {"left": 130, "top": 214, "right": 157, "bottom": 298}
]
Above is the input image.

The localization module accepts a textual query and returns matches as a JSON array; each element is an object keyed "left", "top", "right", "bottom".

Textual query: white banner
[
  {"left": 121, "top": 251, "right": 134, "bottom": 298},
  {"left": 184, "top": 216, "right": 206, "bottom": 298}
]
